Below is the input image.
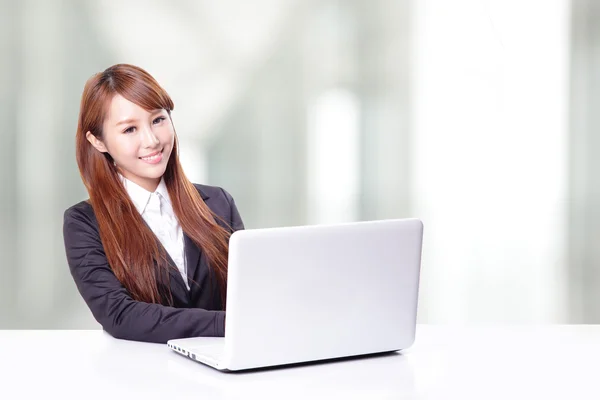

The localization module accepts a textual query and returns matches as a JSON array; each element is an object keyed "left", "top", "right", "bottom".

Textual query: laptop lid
[{"left": 221, "top": 218, "right": 423, "bottom": 370}]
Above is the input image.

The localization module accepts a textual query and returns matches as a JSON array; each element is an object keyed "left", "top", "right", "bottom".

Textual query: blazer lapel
[
  {"left": 184, "top": 187, "right": 211, "bottom": 286},
  {"left": 140, "top": 218, "right": 189, "bottom": 306},
  {"left": 184, "top": 233, "right": 200, "bottom": 285},
  {"left": 164, "top": 249, "right": 190, "bottom": 306}
]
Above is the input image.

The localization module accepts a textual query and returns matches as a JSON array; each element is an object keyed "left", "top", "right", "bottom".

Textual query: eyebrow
[{"left": 116, "top": 110, "right": 164, "bottom": 126}]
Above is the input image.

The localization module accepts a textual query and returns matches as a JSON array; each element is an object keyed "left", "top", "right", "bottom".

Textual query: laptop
[{"left": 167, "top": 218, "right": 423, "bottom": 371}]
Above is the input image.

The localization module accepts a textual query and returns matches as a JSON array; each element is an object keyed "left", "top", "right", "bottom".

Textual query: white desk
[{"left": 1, "top": 325, "right": 598, "bottom": 399}]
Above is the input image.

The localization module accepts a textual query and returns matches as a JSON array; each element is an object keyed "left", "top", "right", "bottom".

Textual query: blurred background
[{"left": 0, "top": 0, "right": 598, "bottom": 329}]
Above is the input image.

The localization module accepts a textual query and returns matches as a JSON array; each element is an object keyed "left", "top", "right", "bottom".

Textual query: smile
[{"left": 139, "top": 148, "right": 164, "bottom": 164}]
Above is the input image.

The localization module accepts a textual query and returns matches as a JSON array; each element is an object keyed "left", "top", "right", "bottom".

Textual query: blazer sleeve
[{"left": 62, "top": 207, "right": 226, "bottom": 343}]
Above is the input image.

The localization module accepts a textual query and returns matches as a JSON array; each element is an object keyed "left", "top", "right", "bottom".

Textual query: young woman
[{"left": 63, "top": 64, "right": 244, "bottom": 343}]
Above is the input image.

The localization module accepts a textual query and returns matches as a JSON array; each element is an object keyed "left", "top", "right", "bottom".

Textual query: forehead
[{"left": 105, "top": 94, "right": 149, "bottom": 124}]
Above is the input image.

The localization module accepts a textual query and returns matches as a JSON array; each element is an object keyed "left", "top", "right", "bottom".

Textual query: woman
[{"left": 63, "top": 64, "right": 244, "bottom": 343}]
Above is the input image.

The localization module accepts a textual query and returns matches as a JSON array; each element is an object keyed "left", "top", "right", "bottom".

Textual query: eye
[
  {"left": 123, "top": 126, "right": 135, "bottom": 134},
  {"left": 153, "top": 116, "right": 166, "bottom": 125}
]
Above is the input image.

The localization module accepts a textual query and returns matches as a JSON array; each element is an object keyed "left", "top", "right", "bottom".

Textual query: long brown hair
[{"left": 75, "top": 64, "right": 231, "bottom": 307}]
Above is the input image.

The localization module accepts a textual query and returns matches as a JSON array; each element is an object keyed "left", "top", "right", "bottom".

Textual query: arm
[{"left": 62, "top": 208, "right": 225, "bottom": 343}]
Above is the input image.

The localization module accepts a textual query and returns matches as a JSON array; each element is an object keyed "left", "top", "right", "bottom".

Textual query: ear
[{"left": 86, "top": 131, "right": 108, "bottom": 153}]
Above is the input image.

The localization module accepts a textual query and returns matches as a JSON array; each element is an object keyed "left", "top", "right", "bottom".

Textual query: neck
[{"left": 137, "top": 178, "right": 160, "bottom": 193}]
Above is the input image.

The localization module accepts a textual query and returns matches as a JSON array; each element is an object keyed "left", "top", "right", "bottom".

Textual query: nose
[{"left": 140, "top": 125, "right": 160, "bottom": 148}]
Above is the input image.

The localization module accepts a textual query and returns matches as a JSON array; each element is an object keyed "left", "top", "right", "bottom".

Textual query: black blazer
[{"left": 62, "top": 184, "right": 244, "bottom": 343}]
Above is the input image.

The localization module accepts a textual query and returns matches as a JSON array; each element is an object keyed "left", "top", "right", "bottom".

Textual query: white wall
[{"left": 412, "top": 0, "right": 569, "bottom": 323}]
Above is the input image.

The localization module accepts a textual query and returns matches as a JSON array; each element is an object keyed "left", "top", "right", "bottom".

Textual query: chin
[{"left": 144, "top": 167, "right": 167, "bottom": 178}]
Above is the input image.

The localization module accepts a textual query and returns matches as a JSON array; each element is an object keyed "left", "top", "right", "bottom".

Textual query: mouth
[{"left": 139, "top": 148, "right": 164, "bottom": 164}]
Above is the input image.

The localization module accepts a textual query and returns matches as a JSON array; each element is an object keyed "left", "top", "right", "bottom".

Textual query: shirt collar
[
  {"left": 119, "top": 173, "right": 171, "bottom": 215},
  {"left": 154, "top": 178, "right": 171, "bottom": 205}
]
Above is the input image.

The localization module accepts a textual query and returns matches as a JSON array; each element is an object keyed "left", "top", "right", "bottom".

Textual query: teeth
[{"left": 141, "top": 152, "right": 161, "bottom": 161}]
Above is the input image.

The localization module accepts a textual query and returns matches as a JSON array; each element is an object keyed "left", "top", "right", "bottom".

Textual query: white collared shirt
[{"left": 120, "top": 174, "right": 189, "bottom": 290}]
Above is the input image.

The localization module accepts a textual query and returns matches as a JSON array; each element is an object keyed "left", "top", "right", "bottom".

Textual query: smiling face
[{"left": 86, "top": 94, "right": 175, "bottom": 192}]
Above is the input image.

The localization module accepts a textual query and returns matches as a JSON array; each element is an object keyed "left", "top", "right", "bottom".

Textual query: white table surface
[{"left": 1, "top": 325, "right": 598, "bottom": 399}]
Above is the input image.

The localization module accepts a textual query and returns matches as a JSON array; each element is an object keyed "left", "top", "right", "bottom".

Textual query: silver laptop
[{"left": 167, "top": 218, "right": 423, "bottom": 371}]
